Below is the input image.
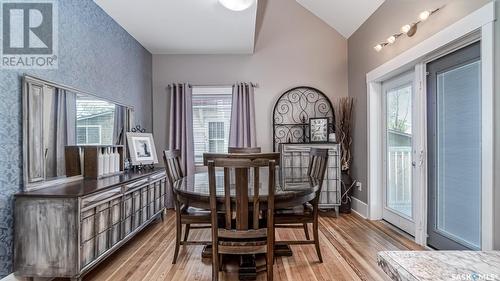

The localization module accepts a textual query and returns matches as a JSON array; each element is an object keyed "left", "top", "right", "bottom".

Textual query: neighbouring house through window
[
  {"left": 76, "top": 95, "right": 115, "bottom": 145},
  {"left": 192, "top": 87, "right": 232, "bottom": 164},
  {"left": 77, "top": 125, "right": 102, "bottom": 145}
]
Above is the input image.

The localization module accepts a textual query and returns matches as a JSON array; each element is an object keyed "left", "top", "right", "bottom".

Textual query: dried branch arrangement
[{"left": 333, "top": 97, "right": 354, "bottom": 172}]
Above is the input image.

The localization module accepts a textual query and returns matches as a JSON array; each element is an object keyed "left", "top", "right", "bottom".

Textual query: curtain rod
[{"left": 167, "top": 83, "right": 259, "bottom": 89}]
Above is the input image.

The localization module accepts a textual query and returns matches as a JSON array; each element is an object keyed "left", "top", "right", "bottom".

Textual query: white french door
[{"left": 382, "top": 72, "right": 416, "bottom": 235}]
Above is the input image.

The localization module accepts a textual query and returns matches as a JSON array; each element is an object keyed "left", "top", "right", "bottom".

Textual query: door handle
[{"left": 412, "top": 161, "right": 417, "bottom": 167}]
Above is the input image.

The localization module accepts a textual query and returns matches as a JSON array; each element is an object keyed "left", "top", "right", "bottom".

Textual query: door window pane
[
  {"left": 386, "top": 84, "right": 412, "bottom": 218},
  {"left": 436, "top": 61, "right": 481, "bottom": 248}
]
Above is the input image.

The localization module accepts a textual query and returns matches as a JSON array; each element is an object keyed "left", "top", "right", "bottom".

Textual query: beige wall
[
  {"left": 347, "top": 0, "right": 490, "bottom": 203},
  {"left": 152, "top": 0, "right": 348, "bottom": 156}
]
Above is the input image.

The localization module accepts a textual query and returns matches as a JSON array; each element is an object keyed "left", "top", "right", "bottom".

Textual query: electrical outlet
[{"left": 356, "top": 181, "right": 362, "bottom": 191}]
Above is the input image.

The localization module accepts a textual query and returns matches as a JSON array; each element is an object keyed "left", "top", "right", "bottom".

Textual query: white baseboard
[
  {"left": 1, "top": 273, "right": 53, "bottom": 281},
  {"left": 351, "top": 197, "right": 368, "bottom": 219},
  {"left": 0, "top": 273, "right": 21, "bottom": 281}
]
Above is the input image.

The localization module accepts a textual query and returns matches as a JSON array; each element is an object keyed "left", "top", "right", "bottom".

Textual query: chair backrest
[
  {"left": 307, "top": 148, "right": 329, "bottom": 188},
  {"left": 228, "top": 147, "right": 262, "bottom": 153},
  {"left": 206, "top": 153, "right": 278, "bottom": 232},
  {"left": 163, "top": 150, "right": 184, "bottom": 185},
  {"left": 203, "top": 152, "right": 280, "bottom": 166}
]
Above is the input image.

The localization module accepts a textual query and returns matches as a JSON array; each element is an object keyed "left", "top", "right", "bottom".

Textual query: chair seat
[
  {"left": 180, "top": 207, "right": 212, "bottom": 224},
  {"left": 274, "top": 204, "right": 313, "bottom": 225},
  {"left": 182, "top": 206, "right": 211, "bottom": 216},
  {"left": 275, "top": 204, "right": 313, "bottom": 216},
  {"left": 219, "top": 239, "right": 267, "bottom": 247},
  {"left": 218, "top": 239, "right": 268, "bottom": 255}
]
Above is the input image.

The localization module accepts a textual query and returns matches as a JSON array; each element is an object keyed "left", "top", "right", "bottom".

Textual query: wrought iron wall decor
[{"left": 272, "top": 87, "right": 335, "bottom": 152}]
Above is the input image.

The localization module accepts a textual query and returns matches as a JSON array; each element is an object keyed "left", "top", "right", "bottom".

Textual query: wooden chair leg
[
  {"left": 267, "top": 209, "right": 274, "bottom": 281},
  {"left": 267, "top": 251, "right": 274, "bottom": 281},
  {"left": 303, "top": 223, "right": 310, "bottom": 240},
  {"left": 212, "top": 243, "right": 219, "bottom": 281},
  {"left": 183, "top": 224, "right": 191, "bottom": 242},
  {"left": 172, "top": 204, "right": 181, "bottom": 264},
  {"left": 219, "top": 254, "right": 223, "bottom": 271},
  {"left": 313, "top": 216, "right": 323, "bottom": 263}
]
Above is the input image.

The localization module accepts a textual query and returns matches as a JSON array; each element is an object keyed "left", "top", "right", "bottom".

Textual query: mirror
[
  {"left": 23, "top": 75, "right": 133, "bottom": 190},
  {"left": 76, "top": 94, "right": 123, "bottom": 146}
]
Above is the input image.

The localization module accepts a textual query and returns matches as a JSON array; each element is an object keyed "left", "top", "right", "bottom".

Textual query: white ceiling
[
  {"left": 93, "top": 0, "right": 258, "bottom": 54},
  {"left": 295, "top": 0, "right": 385, "bottom": 38}
]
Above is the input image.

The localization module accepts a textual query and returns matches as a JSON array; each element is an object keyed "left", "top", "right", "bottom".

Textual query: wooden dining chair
[
  {"left": 206, "top": 154, "right": 277, "bottom": 281},
  {"left": 228, "top": 147, "right": 262, "bottom": 153},
  {"left": 274, "top": 148, "right": 328, "bottom": 262},
  {"left": 163, "top": 150, "right": 212, "bottom": 264}
]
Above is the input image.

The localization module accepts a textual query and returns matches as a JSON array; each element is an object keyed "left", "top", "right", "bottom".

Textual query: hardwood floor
[{"left": 82, "top": 210, "right": 422, "bottom": 281}]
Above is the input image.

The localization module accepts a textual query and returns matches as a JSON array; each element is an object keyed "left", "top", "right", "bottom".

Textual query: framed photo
[
  {"left": 309, "top": 118, "right": 329, "bottom": 142},
  {"left": 126, "top": 132, "right": 158, "bottom": 165}
]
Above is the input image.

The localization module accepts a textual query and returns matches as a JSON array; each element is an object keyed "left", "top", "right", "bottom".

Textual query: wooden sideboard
[
  {"left": 280, "top": 143, "right": 341, "bottom": 216},
  {"left": 14, "top": 168, "right": 167, "bottom": 281}
]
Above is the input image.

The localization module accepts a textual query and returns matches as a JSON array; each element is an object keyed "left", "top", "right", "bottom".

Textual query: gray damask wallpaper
[{"left": 0, "top": 0, "right": 152, "bottom": 277}]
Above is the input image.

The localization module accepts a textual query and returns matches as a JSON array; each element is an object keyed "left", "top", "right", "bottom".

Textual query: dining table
[{"left": 172, "top": 170, "right": 325, "bottom": 280}]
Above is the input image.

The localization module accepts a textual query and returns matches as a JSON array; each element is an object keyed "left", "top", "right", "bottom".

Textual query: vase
[{"left": 340, "top": 170, "right": 354, "bottom": 213}]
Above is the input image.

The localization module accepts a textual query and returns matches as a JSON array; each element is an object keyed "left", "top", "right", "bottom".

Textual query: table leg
[
  {"left": 239, "top": 255, "right": 257, "bottom": 280},
  {"left": 202, "top": 245, "right": 212, "bottom": 259},
  {"left": 274, "top": 243, "right": 293, "bottom": 257},
  {"left": 202, "top": 244, "right": 293, "bottom": 280}
]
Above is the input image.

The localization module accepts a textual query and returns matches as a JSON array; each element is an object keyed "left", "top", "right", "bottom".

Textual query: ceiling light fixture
[
  {"left": 373, "top": 7, "right": 441, "bottom": 52},
  {"left": 373, "top": 43, "right": 388, "bottom": 52},
  {"left": 387, "top": 35, "right": 396, "bottom": 44},
  {"left": 219, "top": 0, "right": 255, "bottom": 11},
  {"left": 401, "top": 24, "right": 412, "bottom": 34},
  {"left": 419, "top": 10, "right": 431, "bottom": 21}
]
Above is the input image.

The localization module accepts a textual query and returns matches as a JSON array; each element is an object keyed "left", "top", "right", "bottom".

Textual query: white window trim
[{"left": 366, "top": 2, "right": 495, "bottom": 250}]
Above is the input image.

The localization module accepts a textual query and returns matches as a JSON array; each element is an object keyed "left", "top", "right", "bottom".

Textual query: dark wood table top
[
  {"left": 173, "top": 170, "right": 321, "bottom": 209},
  {"left": 16, "top": 168, "right": 166, "bottom": 198}
]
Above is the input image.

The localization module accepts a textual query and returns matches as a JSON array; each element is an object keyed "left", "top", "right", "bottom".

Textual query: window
[
  {"left": 77, "top": 125, "right": 102, "bottom": 145},
  {"left": 76, "top": 95, "right": 115, "bottom": 145},
  {"left": 208, "top": 121, "right": 225, "bottom": 152},
  {"left": 192, "top": 87, "right": 232, "bottom": 164}
]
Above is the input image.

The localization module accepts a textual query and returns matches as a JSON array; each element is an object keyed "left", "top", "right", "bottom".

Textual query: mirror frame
[{"left": 22, "top": 75, "right": 134, "bottom": 191}]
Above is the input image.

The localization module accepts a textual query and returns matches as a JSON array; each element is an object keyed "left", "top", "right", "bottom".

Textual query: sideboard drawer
[
  {"left": 81, "top": 239, "right": 95, "bottom": 268},
  {"left": 141, "top": 187, "right": 149, "bottom": 223},
  {"left": 96, "top": 231, "right": 108, "bottom": 256},
  {"left": 81, "top": 212, "right": 95, "bottom": 243},
  {"left": 149, "top": 171, "right": 166, "bottom": 181},
  {"left": 124, "top": 178, "right": 149, "bottom": 192},
  {"left": 148, "top": 185, "right": 155, "bottom": 217},
  {"left": 81, "top": 187, "right": 121, "bottom": 210},
  {"left": 95, "top": 203, "right": 110, "bottom": 234},
  {"left": 110, "top": 223, "right": 120, "bottom": 247},
  {"left": 110, "top": 198, "right": 121, "bottom": 225}
]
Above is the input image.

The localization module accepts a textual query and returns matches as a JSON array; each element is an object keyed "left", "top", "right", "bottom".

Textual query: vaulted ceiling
[
  {"left": 296, "top": 0, "right": 385, "bottom": 38},
  {"left": 94, "top": 0, "right": 383, "bottom": 54}
]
